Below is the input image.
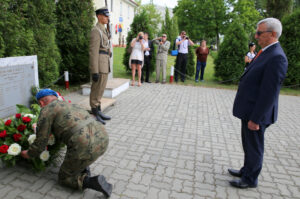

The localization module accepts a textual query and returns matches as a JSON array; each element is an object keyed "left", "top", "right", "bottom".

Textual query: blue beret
[{"left": 36, "top": 89, "right": 58, "bottom": 100}]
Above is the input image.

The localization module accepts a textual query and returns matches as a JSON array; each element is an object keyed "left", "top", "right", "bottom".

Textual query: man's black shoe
[
  {"left": 92, "top": 108, "right": 106, "bottom": 125},
  {"left": 228, "top": 168, "right": 242, "bottom": 177},
  {"left": 83, "top": 175, "right": 112, "bottom": 198},
  {"left": 97, "top": 106, "right": 111, "bottom": 120},
  {"left": 146, "top": 81, "right": 151, "bottom": 83},
  {"left": 229, "top": 179, "right": 257, "bottom": 189}
]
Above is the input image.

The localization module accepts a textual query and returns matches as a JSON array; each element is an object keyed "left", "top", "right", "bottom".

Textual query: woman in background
[
  {"left": 129, "top": 32, "right": 145, "bottom": 86},
  {"left": 244, "top": 42, "right": 257, "bottom": 69}
]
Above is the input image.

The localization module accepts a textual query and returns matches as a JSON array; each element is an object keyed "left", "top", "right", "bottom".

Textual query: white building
[{"left": 93, "top": 0, "right": 138, "bottom": 46}]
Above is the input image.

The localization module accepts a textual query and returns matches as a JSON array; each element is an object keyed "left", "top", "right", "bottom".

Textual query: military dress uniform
[
  {"left": 89, "top": 21, "right": 111, "bottom": 112},
  {"left": 28, "top": 100, "right": 109, "bottom": 190}
]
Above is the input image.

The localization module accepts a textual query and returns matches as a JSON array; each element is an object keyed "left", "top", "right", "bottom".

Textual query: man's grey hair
[{"left": 257, "top": 18, "right": 282, "bottom": 39}]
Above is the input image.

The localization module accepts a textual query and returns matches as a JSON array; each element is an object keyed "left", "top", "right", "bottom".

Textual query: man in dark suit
[
  {"left": 229, "top": 18, "right": 288, "bottom": 188},
  {"left": 141, "top": 32, "right": 153, "bottom": 83}
]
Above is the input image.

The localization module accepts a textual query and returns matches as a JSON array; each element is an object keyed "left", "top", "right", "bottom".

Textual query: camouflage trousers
[{"left": 58, "top": 121, "right": 109, "bottom": 190}]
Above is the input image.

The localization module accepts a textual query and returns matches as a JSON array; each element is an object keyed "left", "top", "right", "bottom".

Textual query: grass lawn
[{"left": 113, "top": 47, "right": 300, "bottom": 96}]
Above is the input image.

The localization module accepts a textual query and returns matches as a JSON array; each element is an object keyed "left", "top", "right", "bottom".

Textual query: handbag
[{"left": 171, "top": 49, "right": 178, "bottom": 56}]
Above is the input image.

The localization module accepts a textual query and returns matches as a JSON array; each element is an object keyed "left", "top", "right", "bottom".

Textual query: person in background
[
  {"left": 174, "top": 31, "right": 194, "bottom": 83},
  {"left": 21, "top": 89, "right": 112, "bottom": 198},
  {"left": 129, "top": 32, "right": 145, "bottom": 86},
  {"left": 153, "top": 34, "right": 170, "bottom": 84},
  {"left": 244, "top": 42, "right": 257, "bottom": 69},
  {"left": 141, "top": 32, "right": 153, "bottom": 83},
  {"left": 195, "top": 40, "right": 209, "bottom": 82}
]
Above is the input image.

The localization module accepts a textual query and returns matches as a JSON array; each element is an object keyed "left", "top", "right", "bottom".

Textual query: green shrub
[
  {"left": 56, "top": 0, "right": 94, "bottom": 83},
  {"left": 280, "top": 9, "right": 300, "bottom": 86},
  {"left": 214, "top": 21, "right": 248, "bottom": 84}
]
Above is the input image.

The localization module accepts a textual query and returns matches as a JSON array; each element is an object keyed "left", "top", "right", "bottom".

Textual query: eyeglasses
[
  {"left": 162, "top": 36, "right": 166, "bottom": 37},
  {"left": 255, "top": 31, "right": 272, "bottom": 36}
]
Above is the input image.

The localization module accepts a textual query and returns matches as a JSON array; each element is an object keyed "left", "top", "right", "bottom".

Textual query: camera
[
  {"left": 159, "top": 39, "right": 162, "bottom": 42},
  {"left": 138, "top": 35, "right": 143, "bottom": 40},
  {"left": 185, "top": 36, "right": 189, "bottom": 40}
]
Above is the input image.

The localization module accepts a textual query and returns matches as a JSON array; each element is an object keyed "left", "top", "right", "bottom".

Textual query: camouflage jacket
[{"left": 28, "top": 100, "right": 95, "bottom": 158}]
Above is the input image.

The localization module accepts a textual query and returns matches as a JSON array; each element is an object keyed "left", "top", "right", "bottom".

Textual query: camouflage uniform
[{"left": 28, "top": 100, "right": 109, "bottom": 190}]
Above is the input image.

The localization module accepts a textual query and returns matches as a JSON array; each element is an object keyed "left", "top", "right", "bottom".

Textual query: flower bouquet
[{"left": 0, "top": 104, "right": 64, "bottom": 171}]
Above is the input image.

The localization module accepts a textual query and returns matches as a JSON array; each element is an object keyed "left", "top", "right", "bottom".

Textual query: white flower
[
  {"left": 28, "top": 134, "right": 36, "bottom": 145},
  {"left": 24, "top": 114, "right": 36, "bottom": 118},
  {"left": 32, "top": 123, "right": 37, "bottom": 133},
  {"left": 48, "top": 134, "right": 55, "bottom": 146},
  {"left": 40, "top": 150, "right": 50, "bottom": 161},
  {"left": 7, "top": 143, "right": 22, "bottom": 156}
]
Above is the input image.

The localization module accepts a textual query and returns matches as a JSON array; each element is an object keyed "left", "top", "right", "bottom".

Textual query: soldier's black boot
[
  {"left": 83, "top": 175, "right": 112, "bottom": 198},
  {"left": 81, "top": 166, "right": 91, "bottom": 177},
  {"left": 97, "top": 106, "right": 111, "bottom": 120},
  {"left": 92, "top": 108, "right": 106, "bottom": 125}
]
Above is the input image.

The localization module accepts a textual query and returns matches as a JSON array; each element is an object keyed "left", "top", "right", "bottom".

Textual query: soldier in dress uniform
[
  {"left": 21, "top": 89, "right": 112, "bottom": 198},
  {"left": 89, "top": 7, "right": 111, "bottom": 125}
]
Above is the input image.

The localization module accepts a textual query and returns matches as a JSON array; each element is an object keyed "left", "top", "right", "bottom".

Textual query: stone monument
[{"left": 0, "top": 56, "right": 39, "bottom": 119}]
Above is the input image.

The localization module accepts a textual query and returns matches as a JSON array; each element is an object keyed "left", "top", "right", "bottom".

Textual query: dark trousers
[
  {"left": 142, "top": 55, "right": 151, "bottom": 82},
  {"left": 175, "top": 53, "right": 188, "bottom": 82},
  {"left": 240, "top": 120, "right": 267, "bottom": 186},
  {"left": 195, "top": 61, "right": 207, "bottom": 81}
]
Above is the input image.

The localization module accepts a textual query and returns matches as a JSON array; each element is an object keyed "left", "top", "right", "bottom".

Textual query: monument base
[{"left": 81, "top": 78, "right": 130, "bottom": 98}]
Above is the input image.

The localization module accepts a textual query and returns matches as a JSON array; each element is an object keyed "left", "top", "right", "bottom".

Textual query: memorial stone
[{"left": 0, "top": 56, "right": 39, "bottom": 118}]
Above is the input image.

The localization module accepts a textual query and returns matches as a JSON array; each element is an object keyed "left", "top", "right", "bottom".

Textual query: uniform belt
[
  {"left": 69, "top": 118, "right": 96, "bottom": 134},
  {"left": 99, "top": 50, "right": 109, "bottom": 55}
]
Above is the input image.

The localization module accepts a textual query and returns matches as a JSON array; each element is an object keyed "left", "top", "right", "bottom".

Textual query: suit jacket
[
  {"left": 153, "top": 40, "right": 170, "bottom": 60},
  {"left": 233, "top": 42, "right": 288, "bottom": 125},
  {"left": 89, "top": 23, "right": 111, "bottom": 74}
]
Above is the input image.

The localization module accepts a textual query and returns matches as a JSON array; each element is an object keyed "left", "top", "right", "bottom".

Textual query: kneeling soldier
[{"left": 21, "top": 89, "right": 112, "bottom": 198}]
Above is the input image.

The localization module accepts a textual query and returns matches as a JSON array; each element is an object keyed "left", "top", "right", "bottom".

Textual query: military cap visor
[
  {"left": 95, "top": 8, "right": 110, "bottom": 16},
  {"left": 36, "top": 89, "right": 58, "bottom": 100}
]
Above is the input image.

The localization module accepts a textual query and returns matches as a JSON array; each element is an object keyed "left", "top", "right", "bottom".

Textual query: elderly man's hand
[{"left": 21, "top": 150, "right": 30, "bottom": 159}]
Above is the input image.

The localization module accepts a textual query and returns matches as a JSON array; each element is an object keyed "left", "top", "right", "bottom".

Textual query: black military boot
[
  {"left": 83, "top": 175, "right": 112, "bottom": 198},
  {"left": 81, "top": 166, "right": 91, "bottom": 177},
  {"left": 92, "top": 108, "right": 106, "bottom": 125},
  {"left": 97, "top": 106, "right": 111, "bottom": 120}
]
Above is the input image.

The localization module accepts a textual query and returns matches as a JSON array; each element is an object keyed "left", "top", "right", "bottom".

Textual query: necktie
[{"left": 253, "top": 49, "right": 262, "bottom": 61}]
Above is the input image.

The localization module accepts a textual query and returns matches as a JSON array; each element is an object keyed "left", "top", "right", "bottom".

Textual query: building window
[{"left": 120, "top": 1, "right": 122, "bottom": 16}]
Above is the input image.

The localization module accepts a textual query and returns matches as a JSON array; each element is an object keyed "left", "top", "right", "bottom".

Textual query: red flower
[
  {"left": 22, "top": 117, "right": 31, "bottom": 123},
  {"left": 5, "top": 120, "right": 12, "bottom": 126},
  {"left": 0, "top": 145, "right": 9, "bottom": 153},
  {"left": 15, "top": 113, "right": 21, "bottom": 118},
  {"left": 0, "top": 130, "right": 7, "bottom": 138},
  {"left": 17, "top": 124, "right": 26, "bottom": 132},
  {"left": 13, "top": 133, "right": 22, "bottom": 142}
]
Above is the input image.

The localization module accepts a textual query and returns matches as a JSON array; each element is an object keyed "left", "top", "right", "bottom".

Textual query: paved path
[{"left": 1, "top": 84, "right": 300, "bottom": 199}]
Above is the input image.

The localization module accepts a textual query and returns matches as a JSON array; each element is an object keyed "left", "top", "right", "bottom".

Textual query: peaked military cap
[{"left": 95, "top": 7, "right": 110, "bottom": 16}]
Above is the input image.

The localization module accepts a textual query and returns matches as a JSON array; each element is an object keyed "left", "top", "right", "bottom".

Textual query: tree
[
  {"left": 214, "top": 21, "right": 248, "bottom": 84},
  {"left": 266, "top": 0, "right": 293, "bottom": 19},
  {"left": 27, "top": 0, "right": 60, "bottom": 87},
  {"left": 280, "top": 9, "right": 300, "bottom": 86},
  {"left": 232, "top": 0, "right": 262, "bottom": 39},
  {"left": 0, "top": 0, "right": 35, "bottom": 57},
  {"left": 161, "top": 7, "right": 178, "bottom": 52},
  {"left": 56, "top": 0, "right": 94, "bottom": 83},
  {"left": 136, "top": 4, "right": 162, "bottom": 36},
  {"left": 123, "top": 9, "right": 157, "bottom": 73}
]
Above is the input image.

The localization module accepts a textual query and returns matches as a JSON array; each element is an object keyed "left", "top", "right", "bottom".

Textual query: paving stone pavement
[{"left": 1, "top": 83, "right": 300, "bottom": 199}]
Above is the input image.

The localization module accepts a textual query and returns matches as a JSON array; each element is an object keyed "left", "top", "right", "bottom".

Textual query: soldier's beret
[
  {"left": 95, "top": 7, "right": 110, "bottom": 16},
  {"left": 36, "top": 89, "right": 58, "bottom": 100}
]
